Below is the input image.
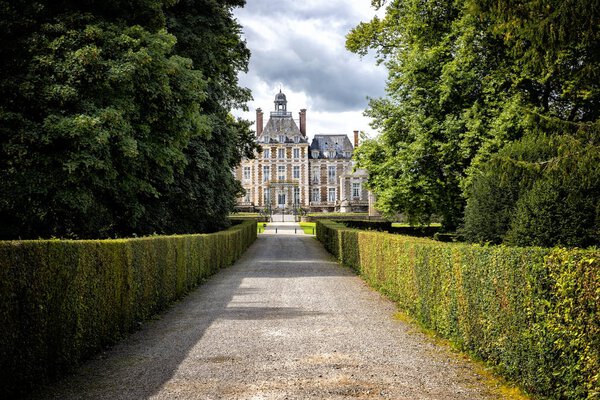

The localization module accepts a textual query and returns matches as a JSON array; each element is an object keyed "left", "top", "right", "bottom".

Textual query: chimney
[
  {"left": 256, "top": 108, "right": 263, "bottom": 137},
  {"left": 299, "top": 109, "right": 307, "bottom": 136},
  {"left": 353, "top": 130, "right": 359, "bottom": 148}
]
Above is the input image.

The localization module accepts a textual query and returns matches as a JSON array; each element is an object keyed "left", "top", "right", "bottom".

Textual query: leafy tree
[
  {"left": 348, "top": 0, "right": 599, "bottom": 240},
  {"left": 0, "top": 0, "right": 254, "bottom": 238},
  {"left": 348, "top": 0, "right": 511, "bottom": 229},
  {"left": 154, "top": 0, "right": 258, "bottom": 234}
]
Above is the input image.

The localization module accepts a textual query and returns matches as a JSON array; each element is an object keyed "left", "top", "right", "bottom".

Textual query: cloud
[{"left": 233, "top": 0, "right": 386, "bottom": 138}]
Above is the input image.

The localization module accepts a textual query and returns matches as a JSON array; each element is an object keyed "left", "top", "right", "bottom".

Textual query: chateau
[{"left": 235, "top": 91, "right": 369, "bottom": 213}]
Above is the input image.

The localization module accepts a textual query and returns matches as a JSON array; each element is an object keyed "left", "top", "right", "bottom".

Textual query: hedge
[
  {"left": 0, "top": 220, "right": 256, "bottom": 397},
  {"left": 340, "top": 220, "right": 442, "bottom": 237},
  {"left": 317, "top": 219, "right": 599, "bottom": 399}
]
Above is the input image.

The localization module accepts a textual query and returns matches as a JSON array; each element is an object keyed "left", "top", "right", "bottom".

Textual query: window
[
  {"left": 293, "top": 148, "right": 300, "bottom": 159},
  {"left": 352, "top": 182, "right": 361, "bottom": 199},
  {"left": 311, "top": 166, "right": 320, "bottom": 183},
  {"left": 263, "top": 135, "right": 269, "bottom": 143},
  {"left": 294, "top": 135, "right": 300, "bottom": 143},
  {"left": 263, "top": 188, "right": 270, "bottom": 205},
  {"left": 243, "top": 189, "right": 251, "bottom": 202},
  {"left": 312, "top": 150, "right": 320, "bottom": 158},
  {"left": 263, "top": 149, "right": 270, "bottom": 159},
  {"left": 278, "top": 134, "right": 285, "bottom": 143},
  {"left": 278, "top": 148, "right": 285, "bottom": 159},
  {"left": 293, "top": 165, "right": 300, "bottom": 179},
  {"left": 311, "top": 188, "right": 320, "bottom": 202},
  {"left": 243, "top": 167, "right": 251, "bottom": 181},
  {"left": 293, "top": 187, "right": 300, "bottom": 205},
  {"left": 277, "top": 165, "right": 285, "bottom": 180},
  {"left": 328, "top": 188, "right": 336, "bottom": 202},
  {"left": 263, "top": 166, "right": 270, "bottom": 182},
  {"left": 328, "top": 166, "right": 336, "bottom": 182}
]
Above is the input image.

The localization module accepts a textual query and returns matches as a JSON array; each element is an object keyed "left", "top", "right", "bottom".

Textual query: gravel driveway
[{"left": 33, "top": 224, "right": 504, "bottom": 399}]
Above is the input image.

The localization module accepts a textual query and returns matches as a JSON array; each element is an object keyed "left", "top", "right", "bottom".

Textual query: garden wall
[
  {"left": 0, "top": 220, "right": 256, "bottom": 396},
  {"left": 317, "top": 219, "right": 599, "bottom": 399}
]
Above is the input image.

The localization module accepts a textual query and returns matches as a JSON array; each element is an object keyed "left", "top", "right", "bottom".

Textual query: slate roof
[
  {"left": 309, "top": 135, "right": 354, "bottom": 159},
  {"left": 259, "top": 113, "right": 307, "bottom": 143}
]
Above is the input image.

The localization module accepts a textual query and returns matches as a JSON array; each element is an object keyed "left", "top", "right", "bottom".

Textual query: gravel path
[{"left": 33, "top": 223, "right": 503, "bottom": 399}]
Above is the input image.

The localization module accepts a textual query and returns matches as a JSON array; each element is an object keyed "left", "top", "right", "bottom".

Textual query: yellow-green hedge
[
  {"left": 317, "top": 220, "right": 599, "bottom": 399},
  {"left": 0, "top": 220, "right": 256, "bottom": 397}
]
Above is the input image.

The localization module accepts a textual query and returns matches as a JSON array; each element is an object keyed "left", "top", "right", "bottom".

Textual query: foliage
[
  {"left": 0, "top": 220, "right": 256, "bottom": 397},
  {"left": 0, "top": 0, "right": 255, "bottom": 239},
  {"left": 317, "top": 219, "right": 600, "bottom": 399},
  {"left": 463, "top": 130, "right": 600, "bottom": 247},
  {"left": 347, "top": 0, "right": 600, "bottom": 234}
]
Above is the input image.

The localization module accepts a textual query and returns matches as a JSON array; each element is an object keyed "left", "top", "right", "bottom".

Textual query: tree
[
  {"left": 0, "top": 0, "right": 254, "bottom": 238},
  {"left": 348, "top": 0, "right": 599, "bottom": 239}
]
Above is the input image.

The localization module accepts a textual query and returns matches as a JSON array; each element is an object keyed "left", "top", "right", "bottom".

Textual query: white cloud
[{"left": 232, "top": 0, "right": 386, "bottom": 141}]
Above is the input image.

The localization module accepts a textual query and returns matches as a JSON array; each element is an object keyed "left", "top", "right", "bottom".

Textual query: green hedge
[
  {"left": 0, "top": 220, "right": 256, "bottom": 397},
  {"left": 340, "top": 220, "right": 442, "bottom": 237},
  {"left": 317, "top": 220, "right": 599, "bottom": 399}
]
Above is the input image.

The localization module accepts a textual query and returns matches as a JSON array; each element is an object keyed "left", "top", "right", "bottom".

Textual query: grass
[
  {"left": 257, "top": 222, "right": 268, "bottom": 234},
  {"left": 391, "top": 222, "right": 442, "bottom": 227},
  {"left": 307, "top": 212, "right": 368, "bottom": 217},
  {"left": 299, "top": 222, "right": 316, "bottom": 235}
]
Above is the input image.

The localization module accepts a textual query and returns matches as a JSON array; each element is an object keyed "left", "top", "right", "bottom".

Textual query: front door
[{"left": 278, "top": 193, "right": 286, "bottom": 209}]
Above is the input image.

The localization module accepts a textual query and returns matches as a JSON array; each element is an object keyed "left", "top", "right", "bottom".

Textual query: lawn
[
  {"left": 257, "top": 222, "right": 268, "bottom": 233},
  {"left": 299, "top": 222, "right": 316, "bottom": 235}
]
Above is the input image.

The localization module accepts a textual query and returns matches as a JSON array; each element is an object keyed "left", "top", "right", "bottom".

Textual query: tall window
[
  {"left": 243, "top": 189, "right": 251, "bottom": 202},
  {"left": 263, "top": 188, "right": 270, "bottom": 205},
  {"left": 328, "top": 165, "right": 336, "bottom": 182},
  {"left": 263, "top": 166, "right": 270, "bottom": 182},
  {"left": 352, "top": 182, "right": 361, "bottom": 198},
  {"left": 311, "top": 166, "right": 320, "bottom": 183},
  {"left": 293, "top": 165, "right": 300, "bottom": 179},
  {"left": 243, "top": 167, "right": 251, "bottom": 181},
  {"left": 293, "top": 148, "right": 300, "bottom": 159},
  {"left": 294, "top": 187, "right": 300, "bottom": 205},
  {"left": 278, "top": 148, "right": 285, "bottom": 159},
  {"left": 263, "top": 149, "right": 270, "bottom": 159},
  {"left": 277, "top": 165, "right": 285, "bottom": 180},
  {"left": 311, "top": 188, "right": 320, "bottom": 202},
  {"left": 328, "top": 188, "right": 336, "bottom": 202}
]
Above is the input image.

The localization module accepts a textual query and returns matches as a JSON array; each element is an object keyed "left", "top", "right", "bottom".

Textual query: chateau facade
[{"left": 235, "top": 91, "right": 369, "bottom": 213}]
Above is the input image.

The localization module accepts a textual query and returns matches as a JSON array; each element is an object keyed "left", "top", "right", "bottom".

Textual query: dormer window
[
  {"left": 263, "top": 135, "right": 269, "bottom": 143},
  {"left": 312, "top": 150, "right": 320, "bottom": 158},
  {"left": 278, "top": 134, "right": 285, "bottom": 143},
  {"left": 294, "top": 135, "right": 300, "bottom": 143}
]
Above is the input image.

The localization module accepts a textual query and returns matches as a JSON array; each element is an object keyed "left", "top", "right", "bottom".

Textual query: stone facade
[{"left": 235, "top": 91, "right": 369, "bottom": 213}]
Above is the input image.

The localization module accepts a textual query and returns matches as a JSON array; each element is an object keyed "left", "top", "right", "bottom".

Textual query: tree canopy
[
  {"left": 347, "top": 0, "right": 599, "bottom": 244},
  {"left": 0, "top": 0, "right": 255, "bottom": 239}
]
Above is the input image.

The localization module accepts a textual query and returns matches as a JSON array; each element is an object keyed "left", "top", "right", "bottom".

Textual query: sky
[{"left": 232, "top": 0, "right": 387, "bottom": 142}]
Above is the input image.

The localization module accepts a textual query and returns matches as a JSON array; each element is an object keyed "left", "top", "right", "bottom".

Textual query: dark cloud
[{"left": 235, "top": 0, "right": 386, "bottom": 113}]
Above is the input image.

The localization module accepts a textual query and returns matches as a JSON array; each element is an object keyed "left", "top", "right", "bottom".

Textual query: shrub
[
  {"left": 317, "top": 219, "right": 600, "bottom": 399},
  {"left": 0, "top": 220, "right": 256, "bottom": 397},
  {"left": 463, "top": 132, "right": 600, "bottom": 247}
]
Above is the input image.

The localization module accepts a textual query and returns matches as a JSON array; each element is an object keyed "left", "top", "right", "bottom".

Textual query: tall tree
[
  {"left": 154, "top": 0, "right": 258, "bottom": 234},
  {"left": 347, "top": 0, "right": 599, "bottom": 234},
  {"left": 0, "top": 0, "right": 254, "bottom": 238}
]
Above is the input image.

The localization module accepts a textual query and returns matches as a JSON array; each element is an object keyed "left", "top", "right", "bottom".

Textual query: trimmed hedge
[
  {"left": 340, "top": 220, "right": 441, "bottom": 237},
  {"left": 317, "top": 219, "right": 599, "bottom": 399},
  {"left": 0, "top": 220, "right": 256, "bottom": 397}
]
